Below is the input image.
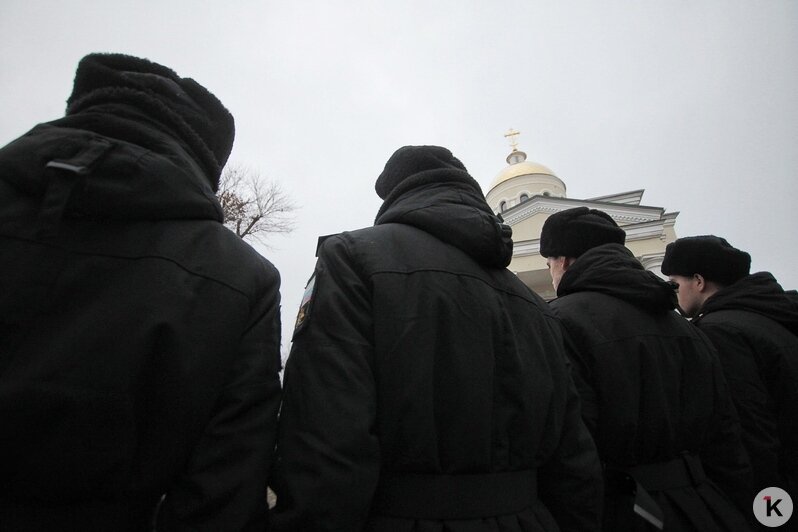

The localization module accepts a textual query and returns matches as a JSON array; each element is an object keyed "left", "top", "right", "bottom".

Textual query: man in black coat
[
  {"left": 540, "top": 208, "right": 752, "bottom": 531},
  {"left": 272, "top": 146, "right": 603, "bottom": 531},
  {"left": 662, "top": 236, "right": 798, "bottom": 501},
  {"left": 0, "top": 54, "right": 282, "bottom": 531}
]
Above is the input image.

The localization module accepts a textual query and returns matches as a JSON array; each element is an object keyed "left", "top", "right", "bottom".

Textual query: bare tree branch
[{"left": 217, "top": 164, "right": 297, "bottom": 244}]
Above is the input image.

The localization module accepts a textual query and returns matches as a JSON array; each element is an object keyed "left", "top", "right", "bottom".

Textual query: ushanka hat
[
  {"left": 539, "top": 207, "right": 626, "bottom": 258},
  {"left": 661, "top": 235, "right": 751, "bottom": 285},
  {"left": 65, "top": 53, "right": 234, "bottom": 191}
]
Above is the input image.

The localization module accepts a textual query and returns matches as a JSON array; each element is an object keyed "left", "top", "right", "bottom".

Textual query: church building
[{"left": 485, "top": 130, "right": 679, "bottom": 300}]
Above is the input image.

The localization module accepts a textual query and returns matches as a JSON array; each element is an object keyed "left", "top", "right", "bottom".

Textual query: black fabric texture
[
  {"left": 556, "top": 243, "right": 676, "bottom": 313},
  {"left": 374, "top": 145, "right": 470, "bottom": 200},
  {"left": 700, "top": 272, "right": 798, "bottom": 335},
  {"left": 376, "top": 181, "right": 513, "bottom": 269},
  {"left": 0, "top": 67, "right": 280, "bottom": 531},
  {"left": 0, "top": 117, "right": 222, "bottom": 222},
  {"left": 373, "top": 146, "right": 512, "bottom": 268},
  {"left": 65, "top": 53, "right": 234, "bottom": 191},
  {"left": 693, "top": 272, "right": 798, "bottom": 502},
  {"left": 539, "top": 206, "right": 626, "bottom": 259},
  {"left": 661, "top": 235, "right": 751, "bottom": 286},
  {"left": 550, "top": 244, "right": 754, "bottom": 531},
  {"left": 272, "top": 155, "right": 604, "bottom": 530}
]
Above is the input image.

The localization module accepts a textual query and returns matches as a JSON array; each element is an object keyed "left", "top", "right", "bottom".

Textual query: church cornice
[
  {"left": 585, "top": 189, "right": 645, "bottom": 206},
  {"left": 624, "top": 219, "right": 670, "bottom": 241},
  {"left": 501, "top": 194, "right": 665, "bottom": 226}
]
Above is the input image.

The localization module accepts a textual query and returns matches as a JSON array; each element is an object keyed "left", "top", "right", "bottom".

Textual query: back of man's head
[
  {"left": 539, "top": 207, "right": 626, "bottom": 259},
  {"left": 661, "top": 235, "right": 751, "bottom": 286},
  {"left": 65, "top": 53, "right": 234, "bottom": 191},
  {"left": 374, "top": 145, "right": 473, "bottom": 200}
]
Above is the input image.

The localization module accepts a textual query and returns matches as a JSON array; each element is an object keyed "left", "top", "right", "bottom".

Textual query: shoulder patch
[{"left": 293, "top": 271, "right": 317, "bottom": 338}]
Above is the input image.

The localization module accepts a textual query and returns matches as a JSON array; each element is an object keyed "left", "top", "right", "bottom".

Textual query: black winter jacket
[
  {"left": 550, "top": 244, "right": 752, "bottom": 532},
  {"left": 0, "top": 106, "right": 282, "bottom": 531},
  {"left": 273, "top": 178, "right": 603, "bottom": 531},
  {"left": 693, "top": 272, "right": 798, "bottom": 496}
]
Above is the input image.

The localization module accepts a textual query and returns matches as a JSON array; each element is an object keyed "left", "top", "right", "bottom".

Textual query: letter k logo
[
  {"left": 754, "top": 488, "right": 792, "bottom": 526},
  {"left": 764, "top": 495, "right": 784, "bottom": 517}
]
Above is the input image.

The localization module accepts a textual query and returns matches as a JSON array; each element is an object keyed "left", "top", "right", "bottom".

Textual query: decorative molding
[
  {"left": 661, "top": 211, "right": 679, "bottom": 227},
  {"left": 502, "top": 195, "right": 664, "bottom": 226},
  {"left": 513, "top": 239, "right": 541, "bottom": 256},
  {"left": 625, "top": 221, "right": 667, "bottom": 241},
  {"left": 639, "top": 252, "right": 666, "bottom": 278},
  {"left": 586, "top": 189, "right": 644, "bottom": 205}
]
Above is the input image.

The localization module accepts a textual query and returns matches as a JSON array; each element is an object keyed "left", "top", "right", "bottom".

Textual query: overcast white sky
[{"left": 2, "top": 1, "right": 796, "bottom": 351}]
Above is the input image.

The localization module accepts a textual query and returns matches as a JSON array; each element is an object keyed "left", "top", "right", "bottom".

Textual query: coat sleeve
[
  {"left": 694, "top": 330, "right": 754, "bottom": 515},
  {"left": 271, "top": 235, "right": 380, "bottom": 532},
  {"left": 558, "top": 321, "right": 599, "bottom": 436},
  {"left": 700, "top": 321, "right": 797, "bottom": 492},
  {"left": 537, "top": 319, "right": 604, "bottom": 532},
  {"left": 156, "top": 269, "right": 283, "bottom": 532},
  {"left": 771, "top": 343, "right": 798, "bottom": 494}
]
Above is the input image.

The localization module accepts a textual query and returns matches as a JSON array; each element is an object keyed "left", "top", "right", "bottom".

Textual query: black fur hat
[
  {"left": 661, "top": 235, "right": 751, "bottom": 285},
  {"left": 375, "top": 145, "right": 474, "bottom": 200},
  {"left": 539, "top": 207, "right": 626, "bottom": 258},
  {"left": 65, "top": 53, "right": 234, "bottom": 191}
]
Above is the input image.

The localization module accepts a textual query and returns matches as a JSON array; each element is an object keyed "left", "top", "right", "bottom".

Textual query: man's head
[
  {"left": 375, "top": 145, "right": 471, "bottom": 200},
  {"left": 661, "top": 235, "right": 750, "bottom": 317},
  {"left": 539, "top": 207, "right": 626, "bottom": 290},
  {"left": 65, "top": 53, "right": 235, "bottom": 191}
]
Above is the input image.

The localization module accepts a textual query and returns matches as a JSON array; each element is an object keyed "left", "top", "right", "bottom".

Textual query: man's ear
[
  {"left": 694, "top": 273, "right": 707, "bottom": 292},
  {"left": 563, "top": 257, "right": 577, "bottom": 270}
]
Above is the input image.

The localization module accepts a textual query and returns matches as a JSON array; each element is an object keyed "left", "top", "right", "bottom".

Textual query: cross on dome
[{"left": 504, "top": 128, "right": 521, "bottom": 151}]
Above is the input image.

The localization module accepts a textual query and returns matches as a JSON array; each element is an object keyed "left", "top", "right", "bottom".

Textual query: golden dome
[{"left": 489, "top": 154, "right": 557, "bottom": 191}]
